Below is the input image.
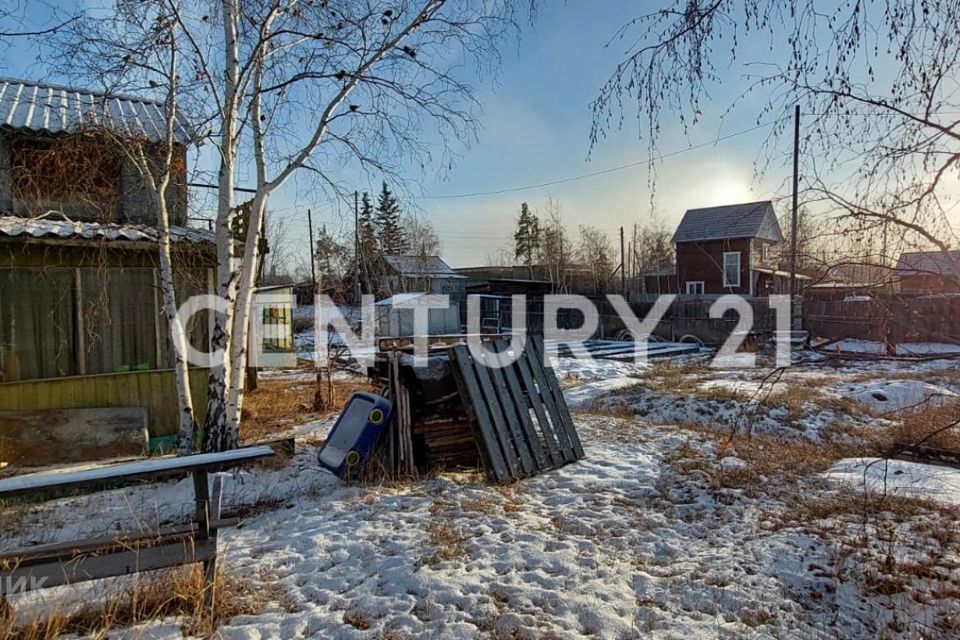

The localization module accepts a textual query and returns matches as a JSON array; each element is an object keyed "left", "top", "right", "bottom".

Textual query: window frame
[
  {"left": 723, "top": 251, "right": 741, "bottom": 288},
  {"left": 685, "top": 281, "right": 705, "bottom": 295}
]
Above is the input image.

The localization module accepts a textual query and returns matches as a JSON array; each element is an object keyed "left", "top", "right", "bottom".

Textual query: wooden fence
[
  {"left": 805, "top": 295, "right": 960, "bottom": 344},
  {"left": 0, "top": 368, "right": 209, "bottom": 442},
  {"left": 498, "top": 296, "right": 785, "bottom": 345}
]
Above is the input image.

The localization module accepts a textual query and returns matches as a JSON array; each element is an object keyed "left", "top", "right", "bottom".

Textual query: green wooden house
[{"left": 0, "top": 78, "right": 215, "bottom": 455}]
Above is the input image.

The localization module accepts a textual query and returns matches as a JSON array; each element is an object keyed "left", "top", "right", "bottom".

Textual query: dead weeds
[
  {"left": 241, "top": 373, "right": 374, "bottom": 443},
  {"left": 0, "top": 565, "right": 286, "bottom": 639}
]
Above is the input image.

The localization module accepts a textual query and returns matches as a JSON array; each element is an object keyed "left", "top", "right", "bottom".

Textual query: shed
[
  {"left": 894, "top": 249, "right": 960, "bottom": 293},
  {"left": 375, "top": 293, "right": 461, "bottom": 337},
  {"left": 0, "top": 216, "right": 215, "bottom": 452}
]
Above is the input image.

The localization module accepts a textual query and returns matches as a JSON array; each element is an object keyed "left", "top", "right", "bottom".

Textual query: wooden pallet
[{"left": 449, "top": 336, "right": 584, "bottom": 483}]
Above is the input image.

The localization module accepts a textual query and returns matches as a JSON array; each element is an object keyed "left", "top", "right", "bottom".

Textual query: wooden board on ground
[
  {"left": 449, "top": 339, "right": 585, "bottom": 483},
  {"left": 0, "top": 407, "right": 149, "bottom": 468}
]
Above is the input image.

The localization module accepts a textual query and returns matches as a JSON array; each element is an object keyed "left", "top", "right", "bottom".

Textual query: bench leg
[{"left": 196, "top": 473, "right": 224, "bottom": 619}]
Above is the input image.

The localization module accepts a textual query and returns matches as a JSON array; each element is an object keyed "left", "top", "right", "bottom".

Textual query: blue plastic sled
[{"left": 317, "top": 392, "right": 392, "bottom": 477}]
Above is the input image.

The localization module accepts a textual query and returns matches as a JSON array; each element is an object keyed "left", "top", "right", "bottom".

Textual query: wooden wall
[
  {"left": 0, "top": 368, "right": 208, "bottom": 438},
  {"left": 675, "top": 238, "right": 752, "bottom": 295}
]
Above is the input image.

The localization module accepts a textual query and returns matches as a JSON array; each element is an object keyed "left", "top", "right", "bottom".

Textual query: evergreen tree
[
  {"left": 513, "top": 202, "right": 541, "bottom": 267},
  {"left": 375, "top": 181, "right": 408, "bottom": 255},
  {"left": 357, "top": 191, "right": 378, "bottom": 263}
]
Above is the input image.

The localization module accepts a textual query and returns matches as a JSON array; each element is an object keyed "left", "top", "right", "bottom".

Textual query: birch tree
[
  {"left": 57, "top": 1, "right": 204, "bottom": 453},
  {"left": 58, "top": 0, "right": 524, "bottom": 451}
]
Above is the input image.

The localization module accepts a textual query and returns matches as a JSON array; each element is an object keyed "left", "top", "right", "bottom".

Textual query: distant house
[
  {"left": 380, "top": 255, "right": 467, "bottom": 301},
  {"left": 0, "top": 78, "right": 213, "bottom": 455},
  {"left": 895, "top": 249, "right": 960, "bottom": 293},
  {"left": 645, "top": 201, "right": 808, "bottom": 297}
]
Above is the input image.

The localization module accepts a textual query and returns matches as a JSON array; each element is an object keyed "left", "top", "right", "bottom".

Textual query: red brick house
[
  {"left": 644, "top": 201, "right": 803, "bottom": 297},
  {"left": 895, "top": 249, "right": 960, "bottom": 293}
]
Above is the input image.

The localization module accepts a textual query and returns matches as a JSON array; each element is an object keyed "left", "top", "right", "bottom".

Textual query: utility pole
[
  {"left": 354, "top": 191, "right": 361, "bottom": 301},
  {"left": 307, "top": 208, "right": 317, "bottom": 289},
  {"left": 790, "top": 104, "right": 800, "bottom": 300},
  {"left": 620, "top": 226, "right": 626, "bottom": 295}
]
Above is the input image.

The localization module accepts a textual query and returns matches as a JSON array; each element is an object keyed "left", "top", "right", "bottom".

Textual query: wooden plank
[
  {"left": 512, "top": 342, "right": 565, "bottom": 467},
  {"left": 492, "top": 340, "right": 550, "bottom": 471},
  {"left": 470, "top": 351, "right": 523, "bottom": 478},
  {"left": 479, "top": 346, "right": 536, "bottom": 475},
  {"left": 0, "top": 539, "right": 216, "bottom": 594},
  {"left": 448, "top": 347, "right": 509, "bottom": 483},
  {"left": 523, "top": 339, "right": 575, "bottom": 462},
  {"left": 0, "top": 445, "right": 275, "bottom": 498},
  {"left": 531, "top": 337, "right": 585, "bottom": 460}
]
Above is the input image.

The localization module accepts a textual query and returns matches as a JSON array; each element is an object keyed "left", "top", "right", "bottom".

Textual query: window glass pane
[
  {"left": 0, "top": 269, "right": 77, "bottom": 381},
  {"left": 724, "top": 253, "right": 740, "bottom": 286},
  {"left": 81, "top": 268, "right": 158, "bottom": 374}
]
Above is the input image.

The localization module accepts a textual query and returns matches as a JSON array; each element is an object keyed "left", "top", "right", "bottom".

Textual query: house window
[
  {"left": 723, "top": 252, "right": 741, "bottom": 288},
  {"left": 685, "top": 281, "right": 705, "bottom": 295},
  {"left": 762, "top": 244, "right": 769, "bottom": 262}
]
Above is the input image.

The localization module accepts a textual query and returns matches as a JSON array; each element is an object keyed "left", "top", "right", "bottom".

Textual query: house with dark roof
[
  {"left": 0, "top": 78, "right": 214, "bottom": 458},
  {"left": 894, "top": 249, "right": 960, "bottom": 293},
  {"left": 380, "top": 255, "right": 467, "bottom": 300},
  {"left": 645, "top": 201, "right": 806, "bottom": 297}
]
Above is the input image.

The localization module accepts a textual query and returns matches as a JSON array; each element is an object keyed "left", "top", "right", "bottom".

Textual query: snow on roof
[
  {"left": 383, "top": 255, "right": 465, "bottom": 278},
  {"left": 0, "top": 77, "right": 191, "bottom": 144},
  {"left": 894, "top": 249, "right": 960, "bottom": 276},
  {"left": 671, "top": 201, "right": 783, "bottom": 244},
  {"left": 375, "top": 292, "right": 449, "bottom": 306},
  {"left": 0, "top": 215, "right": 214, "bottom": 245}
]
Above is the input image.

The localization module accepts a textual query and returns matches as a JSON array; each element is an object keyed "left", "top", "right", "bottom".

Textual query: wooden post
[
  {"left": 790, "top": 104, "right": 800, "bottom": 300},
  {"left": 620, "top": 227, "right": 627, "bottom": 297}
]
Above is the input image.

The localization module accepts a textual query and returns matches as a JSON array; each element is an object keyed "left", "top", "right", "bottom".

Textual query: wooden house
[
  {"left": 0, "top": 78, "right": 215, "bottom": 456},
  {"left": 380, "top": 255, "right": 467, "bottom": 301},
  {"left": 895, "top": 249, "right": 960, "bottom": 294},
  {"left": 645, "top": 201, "right": 807, "bottom": 297}
]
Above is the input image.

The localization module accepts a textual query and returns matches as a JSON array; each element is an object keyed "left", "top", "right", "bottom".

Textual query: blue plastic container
[{"left": 317, "top": 392, "right": 392, "bottom": 477}]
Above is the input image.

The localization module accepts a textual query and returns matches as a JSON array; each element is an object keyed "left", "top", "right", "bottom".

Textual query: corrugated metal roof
[
  {"left": 0, "top": 77, "right": 190, "bottom": 144},
  {"left": 672, "top": 201, "right": 783, "bottom": 244},
  {"left": 0, "top": 215, "right": 214, "bottom": 245},
  {"left": 895, "top": 249, "right": 960, "bottom": 276},
  {"left": 383, "top": 255, "right": 465, "bottom": 278}
]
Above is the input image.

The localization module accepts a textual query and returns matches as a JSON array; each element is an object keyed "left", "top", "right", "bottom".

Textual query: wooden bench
[{"left": 0, "top": 445, "right": 275, "bottom": 617}]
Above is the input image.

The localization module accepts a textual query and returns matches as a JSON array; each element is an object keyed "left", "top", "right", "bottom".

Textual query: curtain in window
[
  {"left": 0, "top": 269, "right": 77, "bottom": 382},
  {"left": 80, "top": 268, "right": 158, "bottom": 374}
]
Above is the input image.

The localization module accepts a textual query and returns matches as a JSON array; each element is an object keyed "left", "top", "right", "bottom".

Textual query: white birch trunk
[
  {"left": 155, "top": 188, "right": 196, "bottom": 454},
  {"left": 201, "top": 0, "right": 241, "bottom": 452}
]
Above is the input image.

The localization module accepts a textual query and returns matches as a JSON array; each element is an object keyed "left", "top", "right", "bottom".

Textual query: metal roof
[
  {"left": 0, "top": 215, "right": 214, "bottom": 245},
  {"left": 0, "top": 77, "right": 190, "bottom": 144},
  {"left": 671, "top": 201, "right": 783, "bottom": 244},
  {"left": 894, "top": 249, "right": 960, "bottom": 276},
  {"left": 383, "top": 255, "right": 465, "bottom": 278}
]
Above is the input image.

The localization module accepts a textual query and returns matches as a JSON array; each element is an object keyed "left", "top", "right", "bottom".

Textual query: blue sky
[{"left": 0, "top": 2, "right": 819, "bottom": 268}]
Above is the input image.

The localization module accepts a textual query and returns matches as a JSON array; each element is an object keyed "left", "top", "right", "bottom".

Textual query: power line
[{"left": 415, "top": 120, "right": 777, "bottom": 201}]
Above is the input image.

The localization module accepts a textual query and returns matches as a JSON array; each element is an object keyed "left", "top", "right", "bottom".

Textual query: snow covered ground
[{"left": 2, "top": 344, "right": 960, "bottom": 638}]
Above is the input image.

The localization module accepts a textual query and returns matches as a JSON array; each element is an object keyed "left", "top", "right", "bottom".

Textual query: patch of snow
[
  {"left": 825, "top": 457, "right": 960, "bottom": 506},
  {"left": 719, "top": 456, "right": 747, "bottom": 471},
  {"left": 844, "top": 379, "right": 957, "bottom": 413}
]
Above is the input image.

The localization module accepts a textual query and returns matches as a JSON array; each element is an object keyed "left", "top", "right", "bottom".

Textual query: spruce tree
[
  {"left": 375, "top": 181, "right": 408, "bottom": 255},
  {"left": 513, "top": 202, "right": 541, "bottom": 267}
]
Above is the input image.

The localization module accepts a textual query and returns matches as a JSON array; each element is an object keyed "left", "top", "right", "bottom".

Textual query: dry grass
[
  {"left": 241, "top": 374, "right": 375, "bottom": 443},
  {"left": 0, "top": 565, "right": 284, "bottom": 639},
  {"left": 423, "top": 520, "right": 467, "bottom": 565},
  {"left": 891, "top": 399, "right": 960, "bottom": 452}
]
